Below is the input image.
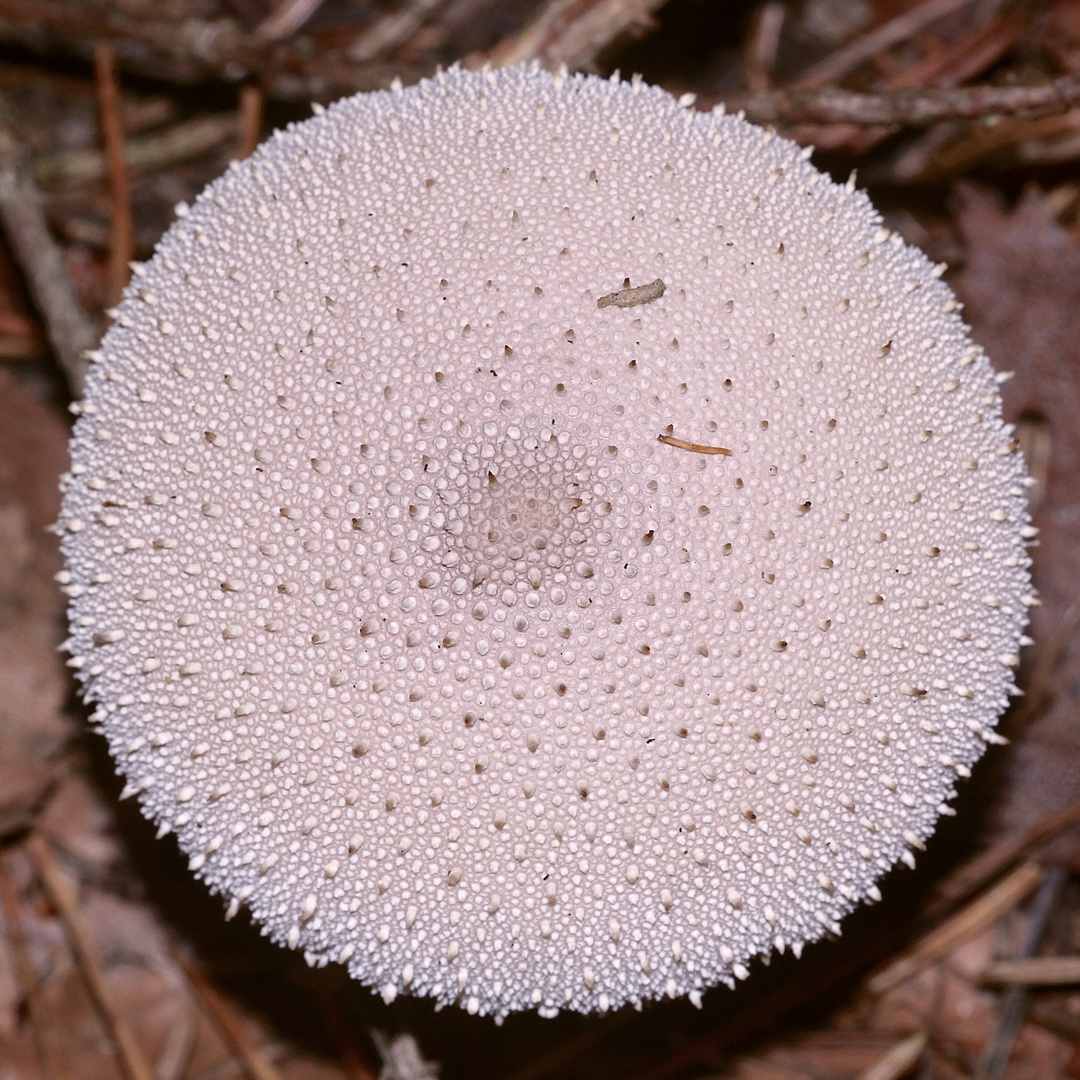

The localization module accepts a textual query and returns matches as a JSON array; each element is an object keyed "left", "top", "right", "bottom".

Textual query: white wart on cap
[{"left": 59, "top": 64, "right": 1032, "bottom": 1019}]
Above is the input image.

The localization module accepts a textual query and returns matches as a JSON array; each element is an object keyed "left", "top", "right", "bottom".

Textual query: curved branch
[{"left": 724, "top": 75, "right": 1080, "bottom": 129}]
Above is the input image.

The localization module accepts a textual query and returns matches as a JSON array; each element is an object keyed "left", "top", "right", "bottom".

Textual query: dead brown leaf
[
  {"left": 0, "top": 369, "right": 71, "bottom": 837},
  {"left": 954, "top": 183, "right": 1080, "bottom": 868}
]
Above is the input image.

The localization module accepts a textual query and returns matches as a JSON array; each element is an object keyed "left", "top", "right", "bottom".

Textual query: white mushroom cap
[{"left": 60, "top": 64, "right": 1031, "bottom": 1019}]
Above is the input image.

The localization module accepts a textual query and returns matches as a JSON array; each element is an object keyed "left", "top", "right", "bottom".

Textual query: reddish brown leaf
[
  {"left": 0, "top": 370, "right": 71, "bottom": 837},
  {"left": 954, "top": 183, "right": 1080, "bottom": 867}
]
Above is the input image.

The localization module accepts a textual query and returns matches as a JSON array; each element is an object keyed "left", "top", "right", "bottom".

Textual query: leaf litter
[{"left": 8, "top": 2, "right": 1080, "bottom": 1077}]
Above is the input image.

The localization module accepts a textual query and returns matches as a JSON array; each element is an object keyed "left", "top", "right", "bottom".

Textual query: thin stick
[
  {"left": 94, "top": 40, "right": 133, "bottom": 310},
  {"left": 792, "top": 0, "right": 976, "bottom": 91},
  {"left": 983, "top": 955, "right": 1080, "bottom": 986},
  {"left": 807, "top": 7, "right": 1023, "bottom": 157},
  {"left": 236, "top": 87, "right": 264, "bottom": 161},
  {"left": 743, "top": 2, "right": 785, "bottom": 92},
  {"left": 724, "top": 75, "right": 1080, "bottom": 128},
  {"left": 918, "top": 106, "right": 1080, "bottom": 177},
  {"left": 255, "top": 0, "right": 327, "bottom": 42},
  {"left": 0, "top": 851, "right": 66, "bottom": 1080},
  {"left": 486, "top": 0, "right": 665, "bottom": 71},
  {"left": 0, "top": 1, "right": 426, "bottom": 101},
  {"left": 24, "top": 833, "right": 155, "bottom": 1080},
  {"left": 884, "top": 10, "right": 1023, "bottom": 91},
  {"left": 866, "top": 860, "right": 1044, "bottom": 995},
  {"left": 36, "top": 113, "right": 240, "bottom": 187},
  {"left": 0, "top": 102, "right": 97, "bottom": 394},
  {"left": 657, "top": 434, "right": 732, "bottom": 456},
  {"left": 347, "top": 0, "right": 445, "bottom": 64},
  {"left": 855, "top": 1031, "right": 928, "bottom": 1080},
  {"left": 155, "top": 997, "right": 198, "bottom": 1080},
  {"left": 926, "top": 799, "right": 1080, "bottom": 920},
  {"left": 979, "top": 866, "right": 1067, "bottom": 1079},
  {"left": 173, "top": 949, "right": 286, "bottom": 1080}
]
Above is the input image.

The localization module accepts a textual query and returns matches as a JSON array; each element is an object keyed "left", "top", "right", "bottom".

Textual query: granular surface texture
[{"left": 60, "top": 64, "right": 1031, "bottom": 1018}]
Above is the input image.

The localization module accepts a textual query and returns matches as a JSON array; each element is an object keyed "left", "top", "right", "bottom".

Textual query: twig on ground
[
  {"left": 926, "top": 799, "right": 1080, "bottom": 920},
  {"left": 172, "top": 948, "right": 286, "bottom": 1080},
  {"left": 94, "top": 40, "right": 133, "bottom": 310},
  {"left": 347, "top": 0, "right": 446, "bottom": 64},
  {"left": 723, "top": 75, "right": 1080, "bottom": 128},
  {"left": 0, "top": 851, "right": 66, "bottom": 1080},
  {"left": 236, "top": 88, "right": 263, "bottom": 161},
  {"left": 867, "top": 861, "right": 1044, "bottom": 995},
  {"left": 885, "top": 9, "right": 1023, "bottom": 91},
  {"left": 25, "top": 832, "right": 155, "bottom": 1080},
  {"left": 154, "top": 995, "right": 199, "bottom": 1080},
  {"left": 922, "top": 964, "right": 949, "bottom": 1072},
  {"left": 983, "top": 954, "right": 1080, "bottom": 985},
  {"left": 855, "top": 1031, "right": 928, "bottom": 1080},
  {"left": 743, "top": 2, "right": 785, "bottom": 92},
  {"left": 792, "top": 0, "right": 977, "bottom": 91},
  {"left": 772, "top": 10, "right": 1023, "bottom": 154},
  {"left": 255, "top": 0, "right": 328, "bottom": 42},
  {"left": 979, "top": 866, "right": 1067, "bottom": 1079},
  {"left": 485, "top": 0, "right": 664, "bottom": 71},
  {"left": 0, "top": 0, "right": 425, "bottom": 101},
  {"left": 924, "top": 106, "right": 1080, "bottom": 176},
  {"left": 0, "top": 103, "right": 96, "bottom": 394},
  {"left": 35, "top": 113, "right": 240, "bottom": 187}
]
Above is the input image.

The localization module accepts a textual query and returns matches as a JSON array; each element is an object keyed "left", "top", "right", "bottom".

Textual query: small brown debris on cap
[
  {"left": 658, "top": 433, "right": 732, "bottom": 456},
  {"left": 597, "top": 277, "right": 666, "bottom": 308}
]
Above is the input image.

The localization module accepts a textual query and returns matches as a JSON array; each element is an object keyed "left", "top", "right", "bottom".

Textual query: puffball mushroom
[{"left": 59, "top": 63, "right": 1032, "bottom": 1020}]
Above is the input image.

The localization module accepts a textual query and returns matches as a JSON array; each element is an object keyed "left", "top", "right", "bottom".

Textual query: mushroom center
[{"left": 426, "top": 436, "right": 607, "bottom": 601}]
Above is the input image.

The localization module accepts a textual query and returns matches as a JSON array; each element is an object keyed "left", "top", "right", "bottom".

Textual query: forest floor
[{"left": 4, "top": 1, "right": 1080, "bottom": 1078}]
